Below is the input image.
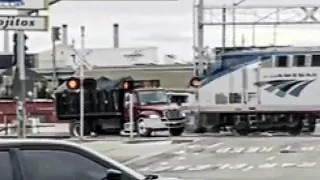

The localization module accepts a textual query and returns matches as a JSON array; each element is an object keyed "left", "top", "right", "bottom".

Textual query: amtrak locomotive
[{"left": 189, "top": 46, "right": 320, "bottom": 135}]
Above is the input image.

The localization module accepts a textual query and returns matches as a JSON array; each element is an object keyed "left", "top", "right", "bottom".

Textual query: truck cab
[{"left": 122, "top": 87, "right": 186, "bottom": 136}]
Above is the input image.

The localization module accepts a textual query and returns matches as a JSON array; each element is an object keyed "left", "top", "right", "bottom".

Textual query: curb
[
  {"left": 122, "top": 139, "right": 169, "bottom": 144},
  {"left": 69, "top": 138, "right": 123, "bottom": 143},
  {"left": 122, "top": 138, "right": 195, "bottom": 144},
  {"left": 0, "top": 135, "right": 71, "bottom": 139},
  {"left": 123, "top": 139, "right": 199, "bottom": 165}
]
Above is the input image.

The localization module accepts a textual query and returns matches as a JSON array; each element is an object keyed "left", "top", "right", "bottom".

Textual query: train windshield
[
  {"left": 206, "top": 54, "right": 257, "bottom": 76},
  {"left": 206, "top": 60, "right": 222, "bottom": 75},
  {"left": 138, "top": 90, "right": 169, "bottom": 105}
]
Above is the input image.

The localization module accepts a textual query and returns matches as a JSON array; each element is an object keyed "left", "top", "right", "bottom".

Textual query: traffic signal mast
[{"left": 13, "top": 33, "right": 28, "bottom": 66}]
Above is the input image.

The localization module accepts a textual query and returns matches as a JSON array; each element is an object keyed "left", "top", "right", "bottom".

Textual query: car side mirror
[{"left": 105, "top": 169, "right": 122, "bottom": 180}]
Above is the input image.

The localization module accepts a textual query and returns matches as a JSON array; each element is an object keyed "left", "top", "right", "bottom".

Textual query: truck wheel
[
  {"left": 137, "top": 119, "right": 152, "bottom": 137},
  {"left": 69, "top": 120, "right": 90, "bottom": 137},
  {"left": 169, "top": 127, "right": 185, "bottom": 136}
]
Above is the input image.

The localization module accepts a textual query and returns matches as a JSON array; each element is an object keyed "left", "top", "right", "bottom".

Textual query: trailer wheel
[
  {"left": 169, "top": 127, "right": 185, "bottom": 136},
  {"left": 137, "top": 119, "right": 152, "bottom": 137},
  {"left": 69, "top": 120, "right": 91, "bottom": 137}
]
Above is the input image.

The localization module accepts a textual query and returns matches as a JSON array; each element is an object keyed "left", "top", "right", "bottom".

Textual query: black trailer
[{"left": 55, "top": 76, "right": 132, "bottom": 136}]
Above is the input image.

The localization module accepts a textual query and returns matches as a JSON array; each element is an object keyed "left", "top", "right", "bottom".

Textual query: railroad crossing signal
[
  {"left": 13, "top": 33, "right": 28, "bottom": 66},
  {"left": 66, "top": 77, "right": 97, "bottom": 90},
  {"left": 189, "top": 76, "right": 202, "bottom": 88},
  {"left": 123, "top": 80, "right": 134, "bottom": 91}
]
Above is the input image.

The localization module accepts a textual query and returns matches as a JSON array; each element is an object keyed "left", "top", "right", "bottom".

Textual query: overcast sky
[{"left": 1, "top": 0, "right": 320, "bottom": 62}]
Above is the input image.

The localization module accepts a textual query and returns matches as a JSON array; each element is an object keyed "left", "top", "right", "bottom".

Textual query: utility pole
[
  {"left": 80, "top": 26, "right": 85, "bottom": 140},
  {"left": 232, "top": 0, "right": 247, "bottom": 47},
  {"left": 196, "top": 0, "right": 205, "bottom": 77},
  {"left": 222, "top": 5, "right": 226, "bottom": 52},
  {"left": 51, "top": 26, "right": 61, "bottom": 88}
]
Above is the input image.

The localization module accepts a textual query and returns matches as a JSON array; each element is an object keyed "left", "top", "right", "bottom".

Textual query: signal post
[{"left": 2, "top": 0, "right": 49, "bottom": 138}]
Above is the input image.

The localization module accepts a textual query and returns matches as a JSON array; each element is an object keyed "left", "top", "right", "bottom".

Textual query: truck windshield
[{"left": 138, "top": 91, "right": 169, "bottom": 105}]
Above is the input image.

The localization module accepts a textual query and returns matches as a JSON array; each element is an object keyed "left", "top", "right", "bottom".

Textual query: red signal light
[
  {"left": 123, "top": 81, "right": 129, "bottom": 89},
  {"left": 123, "top": 80, "right": 134, "bottom": 90},
  {"left": 189, "top": 77, "right": 201, "bottom": 88},
  {"left": 66, "top": 78, "right": 80, "bottom": 89}
]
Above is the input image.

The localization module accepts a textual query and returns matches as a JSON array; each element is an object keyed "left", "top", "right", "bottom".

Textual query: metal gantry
[{"left": 193, "top": 0, "right": 320, "bottom": 77}]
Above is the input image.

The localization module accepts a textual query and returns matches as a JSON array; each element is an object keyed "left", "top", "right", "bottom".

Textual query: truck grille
[{"left": 165, "top": 109, "right": 181, "bottom": 119}]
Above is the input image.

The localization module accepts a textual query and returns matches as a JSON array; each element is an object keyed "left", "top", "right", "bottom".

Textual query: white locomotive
[{"left": 188, "top": 46, "right": 320, "bottom": 135}]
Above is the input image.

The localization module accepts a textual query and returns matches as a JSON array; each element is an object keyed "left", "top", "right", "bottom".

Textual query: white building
[
  {"left": 35, "top": 24, "right": 159, "bottom": 69},
  {"left": 36, "top": 44, "right": 159, "bottom": 69}
]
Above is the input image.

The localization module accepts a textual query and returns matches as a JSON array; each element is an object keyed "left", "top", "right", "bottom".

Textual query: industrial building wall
[
  {"left": 36, "top": 44, "right": 73, "bottom": 69},
  {"left": 84, "top": 68, "right": 193, "bottom": 88},
  {"left": 84, "top": 47, "right": 159, "bottom": 66},
  {"left": 36, "top": 45, "right": 159, "bottom": 69}
]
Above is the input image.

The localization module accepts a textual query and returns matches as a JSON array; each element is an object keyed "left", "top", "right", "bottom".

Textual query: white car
[{"left": 0, "top": 139, "right": 182, "bottom": 180}]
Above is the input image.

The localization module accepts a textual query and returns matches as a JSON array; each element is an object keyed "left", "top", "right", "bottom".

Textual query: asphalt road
[{"left": 129, "top": 136, "right": 320, "bottom": 180}]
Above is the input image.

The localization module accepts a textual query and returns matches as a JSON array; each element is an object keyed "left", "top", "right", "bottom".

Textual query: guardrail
[{"left": 0, "top": 118, "right": 55, "bottom": 135}]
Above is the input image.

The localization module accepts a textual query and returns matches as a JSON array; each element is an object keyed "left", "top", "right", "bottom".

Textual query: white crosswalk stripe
[
  {"left": 190, "top": 145, "right": 320, "bottom": 154},
  {"left": 138, "top": 162, "right": 317, "bottom": 172}
]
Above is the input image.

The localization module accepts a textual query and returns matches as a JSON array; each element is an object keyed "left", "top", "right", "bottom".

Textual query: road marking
[
  {"left": 260, "top": 147, "right": 273, "bottom": 153},
  {"left": 218, "top": 164, "right": 230, "bottom": 169},
  {"left": 246, "top": 147, "right": 260, "bottom": 153},
  {"left": 266, "top": 156, "right": 276, "bottom": 161},
  {"left": 172, "top": 165, "right": 190, "bottom": 171},
  {"left": 282, "top": 163, "right": 296, "bottom": 168},
  {"left": 176, "top": 156, "right": 186, "bottom": 160},
  {"left": 216, "top": 147, "right": 232, "bottom": 153},
  {"left": 193, "top": 152, "right": 200, "bottom": 155},
  {"left": 189, "top": 164, "right": 211, "bottom": 171},
  {"left": 301, "top": 146, "right": 315, "bottom": 151},
  {"left": 230, "top": 147, "right": 245, "bottom": 153},
  {"left": 173, "top": 150, "right": 186, "bottom": 155},
  {"left": 229, "top": 163, "right": 247, "bottom": 170},
  {"left": 281, "top": 146, "right": 292, "bottom": 151},
  {"left": 242, "top": 166, "right": 254, "bottom": 172},
  {"left": 258, "top": 163, "right": 277, "bottom": 168},
  {"left": 138, "top": 166, "right": 150, "bottom": 171},
  {"left": 188, "top": 144, "right": 200, "bottom": 149},
  {"left": 207, "top": 142, "right": 224, "bottom": 149},
  {"left": 150, "top": 166, "right": 171, "bottom": 172},
  {"left": 155, "top": 162, "right": 317, "bottom": 172},
  {"left": 160, "top": 162, "right": 169, "bottom": 166},
  {"left": 297, "top": 162, "right": 316, "bottom": 168}
]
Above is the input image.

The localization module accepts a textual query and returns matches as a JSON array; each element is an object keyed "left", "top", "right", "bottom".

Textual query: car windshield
[{"left": 138, "top": 90, "right": 169, "bottom": 105}]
